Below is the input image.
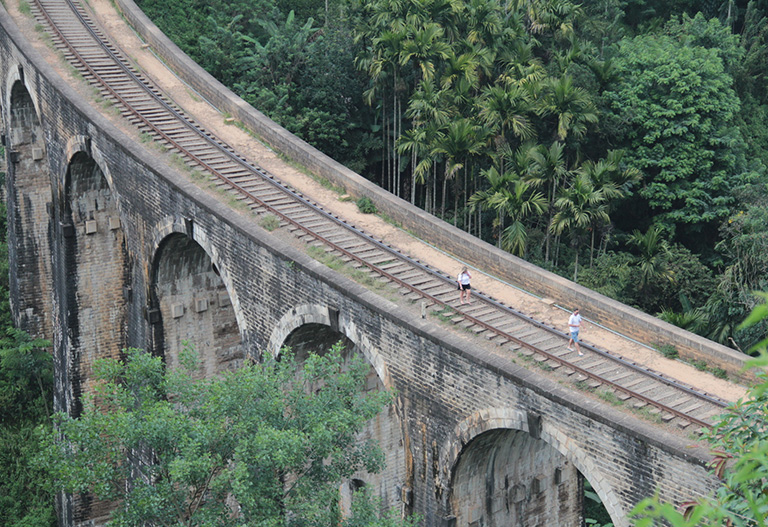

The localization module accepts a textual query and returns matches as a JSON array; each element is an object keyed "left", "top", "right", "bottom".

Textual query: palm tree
[
  {"left": 431, "top": 118, "right": 485, "bottom": 226},
  {"left": 540, "top": 75, "right": 598, "bottom": 142},
  {"left": 497, "top": 178, "right": 548, "bottom": 256},
  {"left": 579, "top": 151, "right": 642, "bottom": 263},
  {"left": 477, "top": 84, "right": 536, "bottom": 158},
  {"left": 399, "top": 79, "right": 450, "bottom": 206},
  {"left": 461, "top": 0, "right": 505, "bottom": 49},
  {"left": 440, "top": 50, "right": 481, "bottom": 91},
  {"left": 550, "top": 173, "right": 607, "bottom": 281},
  {"left": 526, "top": 141, "right": 569, "bottom": 263},
  {"left": 399, "top": 22, "right": 452, "bottom": 83},
  {"left": 358, "top": 27, "right": 407, "bottom": 195},
  {"left": 497, "top": 40, "right": 546, "bottom": 91},
  {"left": 627, "top": 225, "right": 674, "bottom": 290},
  {"left": 469, "top": 166, "right": 515, "bottom": 247},
  {"left": 515, "top": 0, "right": 583, "bottom": 40},
  {"left": 469, "top": 167, "right": 547, "bottom": 256}
]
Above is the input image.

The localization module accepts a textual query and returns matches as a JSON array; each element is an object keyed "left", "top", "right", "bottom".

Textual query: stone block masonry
[
  {"left": 0, "top": 6, "right": 723, "bottom": 527},
  {"left": 112, "top": 0, "right": 748, "bottom": 380}
]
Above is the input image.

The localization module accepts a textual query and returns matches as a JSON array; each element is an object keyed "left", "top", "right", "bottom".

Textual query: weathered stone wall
[
  {"left": 0, "top": 6, "right": 723, "bottom": 527},
  {"left": 111, "top": 0, "right": 748, "bottom": 380}
]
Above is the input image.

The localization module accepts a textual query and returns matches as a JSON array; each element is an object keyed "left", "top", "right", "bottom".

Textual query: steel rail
[
  {"left": 33, "top": 0, "right": 726, "bottom": 429},
  {"left": 44, "top": 0, "right": 729, "bottom": 413}
]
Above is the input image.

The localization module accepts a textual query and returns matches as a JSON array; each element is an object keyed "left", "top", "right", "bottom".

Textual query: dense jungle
[{"left": 135, "top": 0, "right": 768, "bottom": 353}]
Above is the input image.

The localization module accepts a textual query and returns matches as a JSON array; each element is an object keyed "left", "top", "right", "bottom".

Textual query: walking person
[
  {"left": 457, "top": 267, "right": 472, "bottom": 305},
  {"left": 567, "top": 308, "right": 583, "bottom": 356}
]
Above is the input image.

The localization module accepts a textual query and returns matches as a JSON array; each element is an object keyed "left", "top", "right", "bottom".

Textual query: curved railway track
[{"left": 29, "top": 0, "right": 731, "bottom": 431}]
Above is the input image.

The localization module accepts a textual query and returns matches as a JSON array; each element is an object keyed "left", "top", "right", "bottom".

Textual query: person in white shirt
[
  {"left": 457, "top": 267, "right": 472, "bottom": 305},
  {"left": 567, "top": 309, "right": 583, "bottom": 356}
]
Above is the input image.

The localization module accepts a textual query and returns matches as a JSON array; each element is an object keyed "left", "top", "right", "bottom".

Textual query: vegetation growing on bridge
[
  {"left": 136, "top": 0, "right": 768, "bottom": 354},
  {"left": 632, "top": 295, "right": 768, "bottom": 526},
  {"left": 37, "top": 343, "right": 415, "bottom": 527}
]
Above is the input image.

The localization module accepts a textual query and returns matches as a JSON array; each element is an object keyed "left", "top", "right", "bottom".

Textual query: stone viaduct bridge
[{"left": 0, "top": 1, "right": 749, "bottom": 525}]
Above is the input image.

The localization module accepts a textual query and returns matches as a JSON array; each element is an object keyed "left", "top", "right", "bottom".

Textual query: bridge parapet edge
[{"left": 114, "top": 0, "right": 751, "bottom": 382}]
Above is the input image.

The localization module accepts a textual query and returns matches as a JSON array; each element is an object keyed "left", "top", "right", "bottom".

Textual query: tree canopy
[
  {"left": 632, "top": 292, "right": 768, "bottom": 526},
  {"left": 38, "top": 344, "right": 411, "bottom": 527},
  {"left": 136, "top": 0, "right": 768, "bottom": 363}
]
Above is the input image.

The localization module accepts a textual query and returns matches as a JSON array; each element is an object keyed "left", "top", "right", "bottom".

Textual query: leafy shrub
[
  {"left": 656, "top": 344, "right": 679, "bottom": 359},
  {"left": 711, "top": 368, "right": 727, "bottom": 380},
  {"left": 356, "top": 196, "right": 377, "bottom": 214},
  {"left": 260, "top": 214, "right": 280, "bottom": 231}
]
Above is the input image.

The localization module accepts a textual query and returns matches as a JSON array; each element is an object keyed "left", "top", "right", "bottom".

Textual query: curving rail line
[{"left": 29, "top": 0, "right": 731, "bottom": 431}]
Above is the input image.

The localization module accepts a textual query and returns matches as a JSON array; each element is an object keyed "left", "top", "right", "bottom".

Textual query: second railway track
[{"left": 29, "top": 0, "right": 732, "bottom": 431}]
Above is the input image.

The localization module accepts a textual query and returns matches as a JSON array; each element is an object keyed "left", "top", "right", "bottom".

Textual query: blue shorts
[{"left": 570, "top": 330, "right": 579, "bottom": 342}]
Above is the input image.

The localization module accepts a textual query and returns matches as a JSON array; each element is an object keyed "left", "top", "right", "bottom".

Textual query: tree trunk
[
  {"left": 573, "top": 247, "right": 579, "bottom": 282},
  {"left": 544, "top": 183, "right": 554, "bottom": 263},
  {"left": 395, "top": 94, "right": 401, "bottom": 198},
  {"left": 441, "top": 170, "right": 448, "bottom": 220},
  {"left": 380, "top": 96, "right": 387, "bottom": 188},
  {"left": 463, "top": 166, "right": 469, "bottom": 232},
  {"left": 453, "top": 177, "right": 459, "bottom": 226},
  {"left": 410, "top": 149, "right": 417, "bottom": 205},
  {"left": 432, "top": 164, "right": 437, "bottom": 214},
  {"left": 498, "top": 211, "right": 504, "bottom": 248}
]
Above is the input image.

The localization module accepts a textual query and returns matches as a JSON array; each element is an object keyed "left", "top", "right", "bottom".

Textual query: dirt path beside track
[{"left": 6, "top": 0, "right": 748, "bottom": 403}]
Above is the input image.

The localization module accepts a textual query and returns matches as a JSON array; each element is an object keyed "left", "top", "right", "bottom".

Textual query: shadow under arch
[
  {"left": 6, "top": 77, "right": 52, "bottom": 340},
  {"left": 60, "top": 149, "right": 128, "bottom": 417},
  {"left": 149, "top": 231, "right": 242, "bottom": 377},
  {"left": 267, "top": 305, "right": 393, "bottom": 388},
  {"left": 440, "top": 410, "right": 623, "bottom": 527},
  {"left": 267, "top": 306, "right": 407, "bottom": 514}
]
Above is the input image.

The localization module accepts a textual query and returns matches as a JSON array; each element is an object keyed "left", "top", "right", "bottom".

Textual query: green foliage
[
  {"left": 138, "top": 0, "right": 377, "bottom": 172},
  {"left": 585, "top": 478, "right": 614, "bottom": 527},
  {"left": 38, "top": 344, "right": 401, "bottom": 526},
  {"left": 137, "top": 0, "right": 768, "bottom": 354},
  {"left": 356, "top": 196, "right": 377, "bottom": 214},
  {"left": 18, "top": 1, "right": 31, "bottom": 16},
  {"left": 603, "top": 22, "right": 751, "bottom": 245},
  {"left": 655, "top": 344, "right": 679, "bottom": 360},
  {"left": 259, "top": 213, "right": 280, "bottom": 231},
  {"left": 702, "top": 183, "right": 768, "bottom": 350},
  {"left": 631, "top": 293, "right": 768, "bottom": 526},
  {"left": 0, "top": 166, "right": 55, "bottom": 526},
  {"left": 0, "top": 329, "right": 55, "bottom": 527},
  {"left": 577, "top": 251, "right": 637, "bottom": 306},
  {"left": 579, "top": 234, "right": 715, "bottom": 315}
]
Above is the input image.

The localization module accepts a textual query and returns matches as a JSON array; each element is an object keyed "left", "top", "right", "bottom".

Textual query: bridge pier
[{"left": 0, "top": 7, "right": 723, "bottom": 526}]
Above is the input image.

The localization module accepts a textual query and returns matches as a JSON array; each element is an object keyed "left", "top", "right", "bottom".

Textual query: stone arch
[
  {"left": 440, "top": 409, "right": 624, "bottom": 527},
  {"left": 5, "top": 74, "right": 53, "bottom": 341},
  {"left": 59, "top": 147, "right": 129, "bottom": 415},
  {"left": 148, "top": 217, "right": 246, "bottom": 339},
  {"left": 267, "top": 306, "right": 405, "bottom": 513},
  {"left": 339, "top": 478, "right": 367, "bottom": 518},
  {"left": 149, "top": 223, "right": 243, "bottom": 377},
  {"left": 267, "top": 305, "right": 392, "bottom": 388}
]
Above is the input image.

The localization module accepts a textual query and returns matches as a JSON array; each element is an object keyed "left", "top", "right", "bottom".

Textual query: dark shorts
[{"left": 460, "top": 283, "right": 471, "bottom": 291}]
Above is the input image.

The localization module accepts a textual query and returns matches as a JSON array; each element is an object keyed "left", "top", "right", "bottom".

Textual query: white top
[
  {"left": 568, "top": 313, "right": 582, "bottom": 331},
  {"left": 458, "top": 271, "right": 471, "bottom": 285}
]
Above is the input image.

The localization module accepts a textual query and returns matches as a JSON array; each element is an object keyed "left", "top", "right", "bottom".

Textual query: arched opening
[
  {"left": 151, "top": 233, "right": 241, "bottom": 377},
  {"left": 6, "top": 79, "right": 52, "bottom": 340},
  {"left": 62, "top": 152, "right": 128, "bottom": 414},
  {"left": 339, "top": 478, "right": 367, "bottom": 518},
  {"left": 282, "top": 322, "right": 355, "bottom": 361},
  {"left": 450, "top": 428, "right": 589, "bottom": 527},
  {"left": 279, "top": 322, "right": 402, "bottom": 515}
]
